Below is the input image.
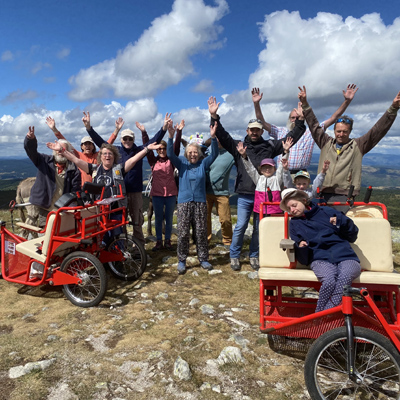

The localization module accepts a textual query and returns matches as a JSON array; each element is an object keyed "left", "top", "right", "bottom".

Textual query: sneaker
[
  {"left": 164, "top": 239, "right": 172, "bottom": 250},
  {"left": 250, "top": 257, "right": 260, "bottom": 271},
  {"left": 152, "top": 240, "right": 163, "bottom": 252},
  {"left": 230, "top": 258, "right": 241, "bottom": 271},
  {"left": 177, "top": 261, "right": 186, "bottom": 275},
  {"left": 200, "top": 261, "right": 213, "bottom": 271}
]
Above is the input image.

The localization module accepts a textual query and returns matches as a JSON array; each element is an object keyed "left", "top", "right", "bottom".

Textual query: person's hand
[
  {"left": 210, "top": 121, "right": 218, "bottom": 138},
  {"left": 45, "top": 116, "right": 56, "bottom": 131},
  {"left": 281, "top": 158, "right": 289, "bottom": 170},
  {"left": 299, "top": 241, "right": 308, "bottom": 247},
  {"left": 251, "top": 87, "right": 263, "bottom": 103},
  {"left": 167, "top": 119, "right": 175, "bottom": 138},
  {"left": 27, "top": 126, "right": 35, "bottom": 139},
  {"left": 283, "top": 136, "right": 294, "bottom": 153},
  {"left": 322, "top": 160, "right": 330, "bottom": 174},
  {"left": 236, "top": 141, "right": 247, "bottom": 157},
  {"left": 392, "top": 90, "right": 400, "bottom": 109},
  {"left": 298, "top": 86, "right": 307, "bottom": 105},
  {"left": 208, "top": 96, "right": 220, "bottom": 117},
  {"left": 343, "top": 84, "right": 359, "bottom": 102},
  {"left": 135, "top": 121, "right": 145, "bottom": 133},
  {"left": 115, "top": 117, "right": 124, "bottom": 131},
  {"left": 176, "top": 119, "right": 185, "bottom": 131},
  {"left": 330, "top": 216, "right": 337, "bottom": 226},
  {"left": 82, "top": 111, "right": 91, "bottom": 130},
  {"left": 163, "top": 112, "right": 172, "bottom": 131},
  {"left": 46, "top": 140, "right": 62, "bottom": 151},
  {"left": 147, "top": 142, "right": 161, "bottom": 151}
]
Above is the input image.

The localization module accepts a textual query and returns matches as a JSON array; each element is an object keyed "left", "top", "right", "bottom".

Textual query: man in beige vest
[{"left": 298, "top": 86, "right": 400, "bottom": 205}]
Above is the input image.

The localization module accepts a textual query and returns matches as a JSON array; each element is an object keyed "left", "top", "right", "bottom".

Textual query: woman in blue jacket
[
  {"left": 280, "top": 189, "right": 361, "bottom": 312},
  {"left": 167, "top": 121, "right": 219, "bottom": 275}
]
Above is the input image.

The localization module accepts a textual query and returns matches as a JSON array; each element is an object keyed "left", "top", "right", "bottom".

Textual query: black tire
[
  {"left": 105, "top": 234, "right": 147, "bottom": 281},
  {"left": 61, "top": 251, "right": 107, "bottom": 307},
  {"left": 304, "top": 326, "right": 400, "bottom": 399}
]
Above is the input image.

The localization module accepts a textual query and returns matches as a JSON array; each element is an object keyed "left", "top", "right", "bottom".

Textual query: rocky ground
[{"left": 0, "top": 214, "right": 399, "bottom": 400}]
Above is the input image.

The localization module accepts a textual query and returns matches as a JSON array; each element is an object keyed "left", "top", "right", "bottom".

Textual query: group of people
[{"left": 24, "top": 85, "right": 400, "bottom": 310}]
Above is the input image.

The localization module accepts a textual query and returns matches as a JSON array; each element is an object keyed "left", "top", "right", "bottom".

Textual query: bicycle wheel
[
  {"left": 105, "top": 234, "right": 146, "bottom": 281},
  {"left": 61, "top": 251, "right": 107, "bottom": 308},
  {"left": 305, "top": 326, "right": 400, "bottom": 399}
]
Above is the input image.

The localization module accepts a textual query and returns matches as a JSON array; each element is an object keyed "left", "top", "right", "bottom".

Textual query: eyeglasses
[
  {"left": 122, "top": 137, "right": 133, "bottom": 142},
  {"left": 336, "top": 118, "right": 352, "bottom": 125},
  {"left": 101, "top": 152, "right": 114, "bottom": 157},
  {"left": 248, "top": 118, "right": 263, "bottom": 124}
]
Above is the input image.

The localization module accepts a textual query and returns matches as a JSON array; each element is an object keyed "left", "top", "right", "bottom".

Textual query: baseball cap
[
  {"left": 294, "top": 171, "right": 310, "bottom": 180},
  {"left": 247, "top": 118, "right": 263, "bottom": 129},
  {"left": 81, "top": 136, "right": 94, "bottom": 145},
  {"left": 260, "top": 158, "right": 275, "bottom": 167},
  {"left": 121, "top": 129, "right": 135, "bottom": 139}
]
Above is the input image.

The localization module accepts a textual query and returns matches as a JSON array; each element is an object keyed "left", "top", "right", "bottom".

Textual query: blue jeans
[
  {"left": 152, "top": 195, "right": 176, "bottom": 241},
  {"left": 230, "top": 194, "right": 258, "bottom": 259}
]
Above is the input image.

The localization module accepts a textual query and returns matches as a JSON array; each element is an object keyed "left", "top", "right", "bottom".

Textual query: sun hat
[{"left": 280, "top": 188, "right": 309, "bottom": 213}]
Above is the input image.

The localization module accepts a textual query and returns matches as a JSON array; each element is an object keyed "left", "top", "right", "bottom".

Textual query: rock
[
  {"left": 247, "top": 271, "right": 258, "bottom": 279},
  {"left": 9, "top": 358, "right": 56, "bottom": 379},
  {"left": 189, "top": 298, "right": 200, "bottom": 307},
  {"left": 200, "top": 304, "right": 214, "bottom": 315},
  {"left": 217, "top": 347, "right": 245, "bottom": 365},
  {"left": 208, "top": 269, "right": 222, "bottom": 275},
  {"left": 226, "top": 317, "right": 250, "bottom": 328},
  {"left": 156, "top": 292, "right": 169, "bottom": 300},
  {"left": 173, "top": 356, "right": 191, "bottom": 381}
]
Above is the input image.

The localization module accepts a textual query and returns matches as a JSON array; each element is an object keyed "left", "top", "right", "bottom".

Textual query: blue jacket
[
  {"left": 87, "top": 126, "right": 166, "bottom": 193},
  {"left": 289, "top": 201, "right": 359, "bottom": 265},
  {"left": 167, "top": 137, "right": 218, "bottom": 203}
]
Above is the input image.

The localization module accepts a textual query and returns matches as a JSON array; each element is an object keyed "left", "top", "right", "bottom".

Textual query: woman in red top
[{"left": 138, "top": 120, "right": 184, "bottom": 251}]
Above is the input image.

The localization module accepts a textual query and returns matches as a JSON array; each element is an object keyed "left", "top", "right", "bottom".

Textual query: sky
[{"left": 1, "top": 0, "right": 400, "bottom": 158}]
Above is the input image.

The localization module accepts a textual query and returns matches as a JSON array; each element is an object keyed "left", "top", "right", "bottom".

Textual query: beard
[
  {"left": 53, "top": 152, "right": 67, "bottom": 164},
  {"left": 286, "top": 121, "right": 295, "bottom": 131}
]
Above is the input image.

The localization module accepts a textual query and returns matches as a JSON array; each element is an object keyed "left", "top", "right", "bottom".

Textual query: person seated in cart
[
  {"left": 46, "top": 139, "right": 161, "bottom": 243},
  {"left": 280, "top": 188, "right": 361, "bottom": 312}
]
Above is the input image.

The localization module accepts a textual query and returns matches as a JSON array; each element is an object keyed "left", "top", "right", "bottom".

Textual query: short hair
[
  {"left": 334, "top": 114, "right": 353, "bottom": 131},
  {"left": 159, "top": 140, "right": 167, "bottom": 148},
  {"left": 58, "top": 139, "right": 72, "bottom": 152},
  {"left": 184, "top": 143, "right": 204, "bottom": 160},
  {"left": 97, "top": 143, "right": 121, "bottom": 165}
]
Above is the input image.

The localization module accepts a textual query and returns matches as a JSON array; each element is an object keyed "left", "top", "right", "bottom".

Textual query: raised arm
[
  {"left": 46, "top": 116, "right": 79, "bottom": 156},
  {"left": 174, "top": 119, "right": 184, "bottom": 156},
  {"left": 46, "top": 141, "right": 90, "bottom": 173},
  {"left": 82, "top": 111, "right": 106, "bottom": 148},
  {"left": 323, "top": 84, "right": 359, "bottom": 128},
  {"left": 107, "top": 117, "right": 124, "bottom": 144},
  {"left": 252, "top": 87, "right": 272, "bottom": 132},
  {"left": 124, "top": 142, "right": 161, "bottom": 173},
  {"left": 202, "top": 122, "right": 219, "bottom": 169}
]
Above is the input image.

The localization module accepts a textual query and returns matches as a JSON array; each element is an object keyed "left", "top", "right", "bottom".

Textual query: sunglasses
[
  {"left": 157, "top": 147, "right": 166, "bottom": 151},
  {"left": 122, "top": 137, "right": 133, "bottom": 142},
  {"left": 248, "top": 118, "right": 263, "bottom": 124},
  {"left": 336, "top": 118, "right": 352, "bottom": 125}
]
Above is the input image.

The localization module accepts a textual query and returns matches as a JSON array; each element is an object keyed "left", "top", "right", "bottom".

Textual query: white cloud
[
  {"left": 68, "top": 0, "right": 229, "bottom": 101},
  {"left": 31, "top": 62, "right": 52, "bottom": 75},
  {"left": 1, "top": 89, "right": 38, "bottom": 105},
  {"left": 192, "top": 79, "right": 215, "bottom": 93},
  {"left": 1, "top": 50, "right": 14, "bottom": 62},
  {"left": 57, "top": 47, "right": 71, "bottom": 60}
]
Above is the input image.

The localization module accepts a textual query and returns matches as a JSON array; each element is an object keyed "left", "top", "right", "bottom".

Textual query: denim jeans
[
  {"left": 230, "top": 194, "right": 258, "bottom": 259},
  {"left": 152, "top": 195, "right": 176, "bottom": 241}
]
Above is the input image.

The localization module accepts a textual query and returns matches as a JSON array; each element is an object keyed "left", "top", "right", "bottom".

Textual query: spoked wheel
[
  {"left": 61, "top": 251, "right": 107, "bottom": 307},
  {"left": 304, "top": 326, "right": 400, "bottom": 399},
  {"left": 105, "top": 234, "right": 147, "bottom": 281}
]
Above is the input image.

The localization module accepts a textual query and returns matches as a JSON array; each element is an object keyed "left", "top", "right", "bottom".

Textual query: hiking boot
[
  {"left": 177, "top": 261, "right": 186, "bottom": 275},
  {"left": 230, "top": 258, "right": 241, "bottom": 271},
  {"left": 164, "top": 239, "right": 172, "bottom": 250},
  {"left": 152, "top": 240, "right": 163, "bottom": 252},
  {"left": 200, "top": 261, "right": 213, "bottom": 271},
  {"left": 250, "top": 257, "right": 260, "bottom": 271}
]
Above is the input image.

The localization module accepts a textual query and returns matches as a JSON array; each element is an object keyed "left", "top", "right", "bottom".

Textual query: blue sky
[{"left": 1, "top": 0, "right": 400, "bottom": 157}]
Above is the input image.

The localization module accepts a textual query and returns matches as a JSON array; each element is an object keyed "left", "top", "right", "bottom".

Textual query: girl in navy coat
[{"left": 280, "top": 189, "right": 361, "bottom": 312}]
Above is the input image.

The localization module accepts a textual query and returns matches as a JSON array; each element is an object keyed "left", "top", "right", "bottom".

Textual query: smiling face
[
  {"left": 81, "top": 141, "right": 95, "bottom": 155},
  {"left": 294, "top": 177, "right": 310, "bottom": 191},
  {"left": 121, "top": 136, "right": 134, "bottom": 149},
  {"left": 186, "top": 144, "right": 200, "bottom": 164},
  {"left": 246, "top": 127, "right": 263, "bottom": 142},
  {"left": 334, "top": 123, "right": 352, "bottom": 145},
  {"left": 100, "top": 149, "right": 115, "bottom": 170},
  {"left": 260, "top": 164, "right": 276, "bottom": 177},
  {"left": 285, "top": 198, "right": 307, "bottom": 217}
]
